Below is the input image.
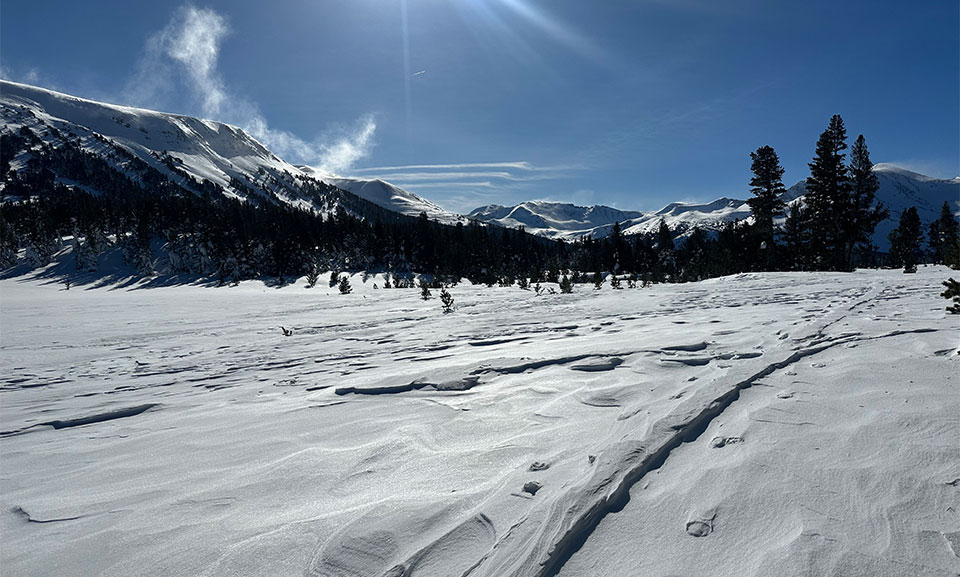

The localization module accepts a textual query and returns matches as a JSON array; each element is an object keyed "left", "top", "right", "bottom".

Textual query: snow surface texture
[
  {"left": 0, "top": 80, "right": 463, "bottom": 224},
  {"left": 470, "top": 168, "right": 959, "bottom": 248},
  {"left": 2, "top": 266, "right": 959, "bottom": 577}
]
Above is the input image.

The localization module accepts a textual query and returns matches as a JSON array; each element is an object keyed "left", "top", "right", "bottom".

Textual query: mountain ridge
[
  {"left": 469, "top": 166, "right": 958, "bottom": 250},
  {"left": 2, "top": 80, "right": 956, "bottom": 253},
  {"left": 0, "top": 80, "right": 465, "bottom": 225}
]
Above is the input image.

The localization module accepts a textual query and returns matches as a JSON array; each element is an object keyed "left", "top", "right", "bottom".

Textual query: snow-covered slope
[
  {"left": 1, "top": 80, "right": 319, "bottom": 208},
  {"left": 2, "top": 264, "right": 957, "bottom": 577},
  {"left": 299, "top": 166, "right": 463, "bottom": 225},
  {"left": 470, "top": 168, "right": 959, "bottom": 248},
  {"left": 469, "top": 198, "right": 750, "bottom": 241},
  {"left": 0, "top": 80, "right": 464, "bottom": 223},
  {"left": 468, "top": 201, "right": 643, "bottom": 239},
  {"left": 621, "top": 197, "right": 753, "bottom": 238}
]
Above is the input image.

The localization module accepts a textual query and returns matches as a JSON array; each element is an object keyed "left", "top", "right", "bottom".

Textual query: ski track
[{"left": 1, "top": 268, "right": 957, "bottom": 577}]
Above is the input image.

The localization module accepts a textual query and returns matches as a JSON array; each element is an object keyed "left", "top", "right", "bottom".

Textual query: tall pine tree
[
  {"left": 746, "top": 145, "right": 786, "bottom": 269},
  {"left": 805, "top": 115, "right": 852, "bottom": 270},
  {"left": 782, "top": 203, "right": 811, "bottom": 271},
  {"left": 844, "top": 134, "right": 887, "bottom": 269},
  {"left": 655, "top": 218, "right": 675, "bottom": 281},
  {"left": 928, "top": 201, "right": 960, "bottom": 268},
  {"left": 888, "top": 207, "right": 922, "bottom": 273}
]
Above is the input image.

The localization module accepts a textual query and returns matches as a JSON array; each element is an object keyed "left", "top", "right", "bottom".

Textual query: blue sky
[{"left": 2, "top": 1, "right": 957, "bottom": 213}]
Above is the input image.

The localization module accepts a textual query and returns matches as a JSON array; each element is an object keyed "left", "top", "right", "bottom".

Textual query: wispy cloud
[
  {"left": 348, "top": 160, "right": 578, "bottom": 213},
  {"left": 365, "top": 171, "right": 522, "bottom": 182},
  {"left": 397, "top": 181, "right": 496, "bottom": 189},
  {"left": 349, "top": 161, "right": 573, "bottom": 187},
  {"left": 123, "top": 4, "right": 375, "bottom": 173},
  {"left": 880, "top": 159, "right": 959, "bottom": 180},
  {"left": 0, "top": 65, "right": 60, "bottom": 91},
  {"left": 354, "top": 161, "right": 537, "bottom": 173}
]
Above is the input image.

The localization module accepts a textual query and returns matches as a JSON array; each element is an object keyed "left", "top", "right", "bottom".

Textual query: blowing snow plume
[{"left": 124, "top": 4, "right": 375, "bottom": 174}]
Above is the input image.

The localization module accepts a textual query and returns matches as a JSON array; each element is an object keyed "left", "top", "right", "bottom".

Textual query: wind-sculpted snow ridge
[
  {"left": 0, "top": 403, "right": 159, "bottom": 437},
  {"left": 1, "top": 268, "right": 957, "bottom": 577}
]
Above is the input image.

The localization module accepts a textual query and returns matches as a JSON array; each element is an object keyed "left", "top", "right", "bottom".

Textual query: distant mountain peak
[
  {"left": 467, "top": 201, "right": 643, "bottom": 239},
  {"left": 469, "top": 167, "right": 958, "bottom": 251},
  {"left": 872, "top": 162, "right": 958, "bottom": 183}
]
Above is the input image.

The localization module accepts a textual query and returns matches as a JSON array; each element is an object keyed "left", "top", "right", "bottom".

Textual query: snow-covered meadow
[{"left": 1, "top": 267, "right": 958, "bottom": 576}]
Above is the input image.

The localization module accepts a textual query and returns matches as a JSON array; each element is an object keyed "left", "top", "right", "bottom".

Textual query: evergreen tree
[
  {"left": 746, "top": 145, "right": 786, "bottom": 267},
  {"left": 559, "top": 274, "right": 573, "bottom": 294},
  {"left": 329, "top": 270, "right": 339, "bottom": 288},
  {"left": 608, "top": 221, "right": 624, "bottom": 272},
  {"left": 678, "top": 226, "right": 709, "bottom": 281},
  {"left": 72, "top": 225, "right": 98, "bottom": 271},
  {"left": 440, "top": 287, "right": 455, "bottom": 313},
  {"left": 941, "top": 278, "right": 960, "bottom": 314},
  {"left": 419, "top": 277, "right": 432, "bottom": 300},
  {"left": 805, "top": 115, "right": 852, "bottom": 269},
  {"left": 0, "top": 210, "right": 17, "bottom": 269},
  {"left": 888, "top": 207, "right": 922, "bottom": 273},
  {"left": 305, "top": 263, "right": 320, "bottom": 287},
  {"left": 844, "top": 135, "right": 887, "bottom": 269},
  {"left": 655, "top": 218, "right": 675, "bottom": 281},
  {"left": 928, "top": 201, "right": 960, "bottom": 267},
  {"left": 609, "top": 274, "right": 622, "bottom": 289},
  {"left": 23, "top": 206, "right": 60, "bottom": 268},
  {"left": 338, "top": 274, "right": 352, "bottom": 294},
  {"left": 781, "top": 203, "right": 809, "bottom": 270},
  {"left": 592, "top": 271, "right": 603, "bottom": 290}
]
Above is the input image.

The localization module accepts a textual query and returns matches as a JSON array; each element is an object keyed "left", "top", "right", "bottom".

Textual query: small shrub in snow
[
  {"left": 338, "top": 275, "right": 352, "bottom": 294},
  {"left": 440, "top": 288, "right": 454, "bottom": 313},
  {"left": 419, "top": 278, "right": 432, "bottom": 300},
  {"left": 559, "top": 275, "right": 573, "bottom": 294},
  {"left": 942, "top": 278, "right": 960, "bottom": 314},
  {"left": 305, "top": 264, "right": 319, "bottom": 288}
]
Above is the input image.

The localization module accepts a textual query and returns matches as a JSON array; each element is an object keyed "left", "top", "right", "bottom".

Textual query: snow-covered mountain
[
  {"left": 298, "top": 166, "right": 461, "bottom": 224},
  {"left": 470, "top": 168, "right": 959, "bottom": 250},
  {"left": 3, "top": 80, "right": 955, "bottom": 251},
  {"left": 0, "top": 80, "right": 463, "bottom": 223},
  {"left": 469, "top": 197, "right": 753, "bottom": 241},
  {"left": 467, "top": 201, "right": 644, "bottom": 239}
]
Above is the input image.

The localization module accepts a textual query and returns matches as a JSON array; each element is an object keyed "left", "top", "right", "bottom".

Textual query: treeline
[
  {"left": 708, "top": 114, "right": 957, "bottom": 273},
  {"left": 1, "top": 115, "right": 957, "bottom": 286},
  {"left": 0, "top": 124, "right": 565, "bottom": 282}
]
